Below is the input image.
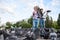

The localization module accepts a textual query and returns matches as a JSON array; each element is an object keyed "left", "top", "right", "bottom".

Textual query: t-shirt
[
  {"left": 38, "top": 11, "right": 47, "bottom": 21},
  {"left": 33, "top": 11, "right": 38, "bottom": 19},
  {"left": 33, "top": 11, "right": 47, "bottom": 20}
]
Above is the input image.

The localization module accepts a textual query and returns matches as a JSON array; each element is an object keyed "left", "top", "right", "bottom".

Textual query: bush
[{"left": 20, "top": 22, "right": 32, "bottom": 28}]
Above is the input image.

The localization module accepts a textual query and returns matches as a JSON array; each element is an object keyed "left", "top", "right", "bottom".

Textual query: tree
[
  {"left": 28, "top": 16, "right": 33, "bottom": 25},
  {"left": 6, "top": 22, "right": 12, "bottom": 29},
  {"left": 13, "top": 20, "right": 32, "bottom": 28},
  {"left": 14, "top": 20, "right": 26, "bottom": 27},
  {"left": 45, "top": 15, "right": 53, "bottom": 28},
  {"left": 13, "top": 21, "right": 20, "bottom": 28},
  {"left": 19, "top": 22, "right": 32, "bottom": 28},
  {"left": 57, "top": 13, "right": 60, "bottom": 29},
  {"left": 49, "top": 17, "right": 53, "bottom": 27},
  {"left": 45, "top": 15, "right": 49, "bottom": 28},
  {"left": 53, "top": 21, "right": 58, "bottom": 29}
]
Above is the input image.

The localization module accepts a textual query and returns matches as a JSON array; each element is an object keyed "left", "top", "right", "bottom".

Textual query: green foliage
[
  {"left": 28, "top": 16, "right": 33, "bottom": 26},
  {"left": 6, "top": 22, "right": 12, "bottom": 29},
  {"left": 12, "top": 20, "right": 32, "bottom": 28},
  {"left": 56, "top": 13, "right": 60, "bottom": 29},
  {"left": 57, "top": 13, "right": 60, "bottom": 27},
  {"left": 52, "top": 21, "right": 58, "bottom": 29},
  {"left": 19, "top": 22, "right": 32, "bottom": 28},
  {"left": 6, "top": 22, "right": 12, "bottom": 27},
  {"left": 45, "top": 15, "right": 53, "bottom": 28},
  {"left": 5, "top": 26, "right": 11, "bottom": 29},
  {"left": 13, "top": 21, "right": 20, "bottom": 28}
]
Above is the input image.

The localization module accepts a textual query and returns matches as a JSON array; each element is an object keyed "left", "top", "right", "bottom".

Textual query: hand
[{"left": 37, "top": 17, "right": 40, "bottom": 18}]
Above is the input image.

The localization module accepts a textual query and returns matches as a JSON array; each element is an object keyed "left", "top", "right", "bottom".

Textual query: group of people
[
  {"left": 32, "top": 6, "right": 48, "bottom": 31},
  {"left": 32, "top": 6, "right": 57, "bottom": 40}
]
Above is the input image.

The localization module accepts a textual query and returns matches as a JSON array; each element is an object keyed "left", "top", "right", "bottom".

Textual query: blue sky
[{"left": 0, "top": 0, "right": 60, "bottom": 24}]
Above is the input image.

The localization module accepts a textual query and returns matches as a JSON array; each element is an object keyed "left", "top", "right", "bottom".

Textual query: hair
[
  {"left": 38, "top": 8, "right": 43, "bottom": 17},
  {"left": 34, "top": 6, "right": 39, "bottom": 10}
]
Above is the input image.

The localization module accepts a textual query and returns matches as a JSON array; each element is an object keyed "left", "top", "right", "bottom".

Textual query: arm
[
  {"left": 33, "top": 13, "right": 34, "bottom": 16},
  {"left": 46, "top": 10, "right": 51, "bottom": 16},
  {"left": 46, "top": 12, "right": 48, "bottom": 16},
  {"left": 43, "top": 11, "right": 48, "bottom": 18},
  {"left": 33, "top": 12, "right": 35, "bottom": 17}
]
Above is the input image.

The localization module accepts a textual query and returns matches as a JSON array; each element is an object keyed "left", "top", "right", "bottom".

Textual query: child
[
  {"left": 38, "top": 8, "right": 45, "bottom": 28},
  {"left": 38, "top": 8, "right": 49, "bottom": 39},
  {"left": 32, "top": 6, "right": 40, "bottom": 40},
  {"left": 32, "top": 6, "right": 39, "bottom": 31}
]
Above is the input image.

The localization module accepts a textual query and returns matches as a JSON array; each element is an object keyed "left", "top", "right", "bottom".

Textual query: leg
[
  {"left": 32, "top": 19, "right": 38, "bottom": 40},
  {"left": 42, "top": 19, "right": 44, "bottom": 28},
  {"left": 32, "top": 19, "right": 38, "bottom": 32},
  {"left": 35, "top": 19, "right": 38, "bottom": 29},
  {"left": 40, "top": 19, "right": 45, "bottom": 38},
  {"left": 40, "top": 19, "right": 44, "bottom": 28}
]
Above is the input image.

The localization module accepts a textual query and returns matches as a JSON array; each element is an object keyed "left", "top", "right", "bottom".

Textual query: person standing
[
  {"left": 38, "top": 8, "right": 45, "bottom": 28},
  {"left": 37, "top": 8, "right": 49, "bottom": 38},
  {"left": 32, "top": 6, "right": 39, "bottom": 31},
  {"left": 32, "top": 6, "right": 40, "bottom": 40}
]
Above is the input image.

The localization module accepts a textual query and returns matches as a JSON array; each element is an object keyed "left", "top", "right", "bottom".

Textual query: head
[
  {"left": 38, "top": 8, "right": 43, "bottom": 14},
  {"left": 34, "top": 6, "right": 39, "bottom": 11},
  {"left": 40, "top": 8, "right": 43, "bottom": 12}
]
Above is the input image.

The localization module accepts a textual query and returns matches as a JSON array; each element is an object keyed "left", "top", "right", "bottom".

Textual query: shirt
[
  {"left": 33, "top": 11, "right": 38, "bottom": 19},
  {"left": 38, "top": 11, "right": 47, "bottom": 21}
]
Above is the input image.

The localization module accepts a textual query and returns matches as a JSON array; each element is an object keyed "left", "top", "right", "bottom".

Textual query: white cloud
[
  {"left": 0, "top": 0, "right": 17, "bottom": 14},
  {"left": 21, "top": 0, "right": 45, "bottom": 11},
  {"left": 29, "top": 0, "right": 44, "bottom": 8},
  {"left": 0, "top": 0, "right": 17, "bottom": 24},
  {"left": 52, "top": 0, "right": 60, "bottom": 6}
]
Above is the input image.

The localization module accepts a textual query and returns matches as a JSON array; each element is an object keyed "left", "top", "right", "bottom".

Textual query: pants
[
  {"left": 32, "top": 19, "right": 38, "bottom": 32},
  {"left": 40, "top": 18, "right": 45, "bottom": 38},
  {"left": 40, "top": 18, "right": 44, "bottom": 28}
]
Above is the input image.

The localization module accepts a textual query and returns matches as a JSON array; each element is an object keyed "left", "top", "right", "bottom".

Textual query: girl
[{"left": 32, "top": 6, "right": 39, "bottom": 32}]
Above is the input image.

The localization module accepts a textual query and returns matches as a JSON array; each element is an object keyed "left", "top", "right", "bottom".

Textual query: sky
[{"left": 0, "top": 0, "right": 60, "bottom": 25}]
